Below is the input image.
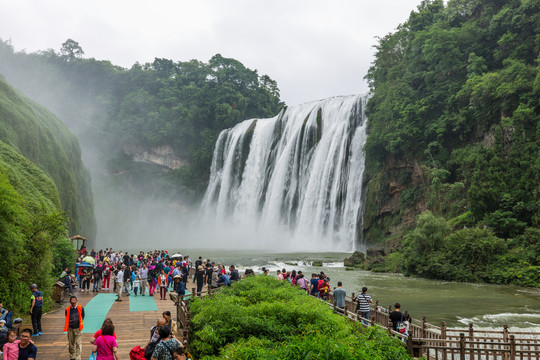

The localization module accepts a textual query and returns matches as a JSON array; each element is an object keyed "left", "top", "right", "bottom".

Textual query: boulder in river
[{"left": 344, "top": 251, "right": 365, "bottom": 268}]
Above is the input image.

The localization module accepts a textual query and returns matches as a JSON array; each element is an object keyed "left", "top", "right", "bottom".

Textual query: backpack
[{"left": 396, "top": 313, "right": 407, "bottom": 334}]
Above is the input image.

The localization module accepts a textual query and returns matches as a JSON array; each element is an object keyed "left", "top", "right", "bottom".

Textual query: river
[{"left": 162, "top": 249, "right": 540, "bottom": 331}]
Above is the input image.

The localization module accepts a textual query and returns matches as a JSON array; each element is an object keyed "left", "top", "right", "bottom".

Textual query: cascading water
[{"left": 201, "top": 95, "right": 368, "bottom": 251}]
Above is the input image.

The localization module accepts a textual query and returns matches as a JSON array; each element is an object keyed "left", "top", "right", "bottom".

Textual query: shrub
[{"left": 189, "top": 276, "right": 411, "bottom": 360}]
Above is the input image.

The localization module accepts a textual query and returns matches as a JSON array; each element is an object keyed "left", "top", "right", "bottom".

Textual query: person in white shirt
[{"left": 115, "top": 266, "right": 124, "bottom": 302}]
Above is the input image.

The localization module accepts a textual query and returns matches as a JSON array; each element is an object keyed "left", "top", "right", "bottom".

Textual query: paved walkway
[{"left": 21, "top": 284, "right": 180, "bottom": 360}]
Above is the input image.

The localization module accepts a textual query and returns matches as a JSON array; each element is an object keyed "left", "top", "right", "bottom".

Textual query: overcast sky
[{"left": 0, "top": 0, "right": 421, "bottom": 106}]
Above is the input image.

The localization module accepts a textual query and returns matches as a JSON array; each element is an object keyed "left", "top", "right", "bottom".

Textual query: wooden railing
[{"left": 325, "top": 289, "right": 540, "bottom": 360}]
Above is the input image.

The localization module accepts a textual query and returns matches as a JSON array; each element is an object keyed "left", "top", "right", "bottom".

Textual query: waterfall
[{"left": 201, "top": 95, "right": 368, "bottom": 251}]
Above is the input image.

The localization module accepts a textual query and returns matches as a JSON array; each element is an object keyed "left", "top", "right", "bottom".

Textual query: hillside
[
  {"left": 361, "top": 0, "right": 540, "bottom": 285},
  {"left": 0, "top": 74, "right": 96, "bottom": 239},
  {"left": 0, "top": 141, "right": 74, "bottom": 314}
]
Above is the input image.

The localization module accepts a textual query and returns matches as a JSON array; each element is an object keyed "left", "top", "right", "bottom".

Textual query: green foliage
[
  {"left": 0, "top": 41, "right": 283, "bottom": 202},
  {"left": 190, "top": 276, "right": 411, "bottom": 360},
  {"left": 0, "top": 142, "right": 69, "bottom": 315},
  {"left": 0, "top": 74, "right": 95, "bottom": 238},
  {"left": 399, "top": 211, "right": 539, "bottom": 286},
  {"left": 363, "top": 0, "right": 540, "bottom": 286}
]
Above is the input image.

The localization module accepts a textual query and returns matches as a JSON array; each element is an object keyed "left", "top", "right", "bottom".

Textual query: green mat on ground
[
  {"left": 129, "top": 288, "right": 158, "bottom": 312},
  {"left": 80, "top": 293, "right": 117, "bottom": 334}
]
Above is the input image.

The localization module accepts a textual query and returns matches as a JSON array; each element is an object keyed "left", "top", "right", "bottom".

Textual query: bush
[{"left": 189, "top": 276, "right": 411, "bottom": 360}]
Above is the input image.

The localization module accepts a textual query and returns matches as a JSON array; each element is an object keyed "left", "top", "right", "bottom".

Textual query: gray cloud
[{"left": 0, "top": 0, "right": 421, "bottom": 105}]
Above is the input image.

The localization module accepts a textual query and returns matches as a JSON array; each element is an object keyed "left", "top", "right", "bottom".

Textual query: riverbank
[{"left": 118, "top": 248, "right": 540, "bottom": 330}]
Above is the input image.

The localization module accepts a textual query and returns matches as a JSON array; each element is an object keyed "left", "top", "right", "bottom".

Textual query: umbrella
[
  {"left": 171, "top": 253, "right": 182, "bottom": 259},
  {"left": 82, "top": 256, "right": 95, "bottom": 265}
]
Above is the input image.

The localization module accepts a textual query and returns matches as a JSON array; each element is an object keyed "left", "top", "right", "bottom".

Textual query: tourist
[
  {"left": 115, "top": 265, "right": 124, "bottom": 302},
  {"left": 355, "top": 287, "right": 373, "bottom": 326},
  {"left": 148, "top": 265, "right": 157, "bottom": 296},
  {"left": 29, "top": 284, "right": 43, "bottom": 336},
  {"left": 92, "top": 262, "right": 103, "bottom": 292},
  {"left": 134, "top": 276, "right": 141, "bottom": 296},
  {"left": 333, "top": 281, "right": 347, "bottom": 312},
  {"left": 90, "top": 318, "right": 117, "bottom": 345},
  {"left": 290, "top": 270, "right": 297, "bottom": 285},
  {"left": 14, "top": 329, "right": 37, "bottom": 360},
  {"left": 172, "top": 275, "right": 185, "bottom": 297},
  {"left": 162, "top": 311, "right": 177, "bottom": 336},
  {"left": 92, "top": 319, "right": 119, "bottom": 360},
  {"left": 102, "top": 264, "right": 111, "bottom": 291},
  {"left": 205, "top": 263, "right": 214, "bottom": 287},
  {"left": 158, "top": 269, "right": 169, "bottom": 300},
  {"left": 139, "top": 263, "right": 148, "bottom": 296},
  {"left": 142, "top": 318, "right": 167, "bottom": 359},
  {"left": 389, "top": 303, "right": 405, "bottom": 332},
  {"left": 217, "top": 272, "right": 231, "bottom": 287},
  {"left": 403, "top": 314, "right": 412, "bottom": 337},
  {"left": 276, "top": 270, "right": 283, "bottom": 280},
  {"left": 123, "top": 264, "right": 132, "bottom": 294},
  {"left": 3, "top": 329, "right": 23, "bottom": 360},
  {"left": 151, "top": 326, "right": 183, "bottom": 360},
  {"left": 194, "top": 266, "right": 205, "bottom": 295},
  {"left": 0, "top": 319, "right": 7, "bottom": 333},
  {"left": 64, "top": 295, "right": 85, "bottom": 360},
  {"left": 310, "top": 274, "right": 319, "bottom": 296},
  {"left": 0, "top": 302, "right": 12, "bottom": 330},
  {"left": 62, "top": 269, "right": 74, "bottom": 295},
  {"left": 229, "top": 265, "right": 239, "bottom": 282},
  {"left": 319, "top": 278, "right": 330, "bottom": 300},
  {"left": 296, "top": 274, "right": 309, "bottom": 292},
  {"left": 172, "top": 348, "right": 193, "bottom": 360}
]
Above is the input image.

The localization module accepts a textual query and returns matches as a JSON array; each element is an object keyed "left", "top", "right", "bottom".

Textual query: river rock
[{"left": 344, "top": 251, "right": 365, "bottom": 267}]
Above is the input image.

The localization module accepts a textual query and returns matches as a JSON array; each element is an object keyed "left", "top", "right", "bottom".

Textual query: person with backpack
[
  {"left": 355, "top": 287, "right": 373, "bottom": 326},
  {"left": 150, "top": 326, "right": 183, "bottom": 360},
  {"left": 389, "top": 303, "right": 407, "bottom": 334},
  {"left": 29, "top": 285, "right": 43, "bottom": 336}
]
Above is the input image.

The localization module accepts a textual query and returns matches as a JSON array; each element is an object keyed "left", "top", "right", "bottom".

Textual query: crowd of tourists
[{"left": 1, "top": 245, "right": 411, "bottom": 360}]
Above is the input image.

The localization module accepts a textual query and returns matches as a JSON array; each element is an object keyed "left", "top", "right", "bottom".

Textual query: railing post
[
  {"left": 459, "top": 333, "right": 466, "bottom": 360},
  {"left": 503, "top": 325, "right": 509, "bottom": 360},
  {"left": 468, "top": 322, "right": 474, "bottom": 341},
  {"left": 441, "top": 321, "right": 447, "bottom": 359},
  {"left": 509, "top": 335, "right": 515, "bottom": 360},
  {"left": 422, "top": 316, "right": 427, "bottom": 338},
  {"left": 407, "top": 333, "right": 414, "bottom": 356}
]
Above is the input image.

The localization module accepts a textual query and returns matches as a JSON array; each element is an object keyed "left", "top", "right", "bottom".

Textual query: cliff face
[
  {"left": 362, "top": 155, "right": 427, "bottom": 246},
  {"left": 0, "top": 75, "right": 96, "bottom": 239},
  {"left": 122, "top": 144, "right": 186, "bottom": 170}
]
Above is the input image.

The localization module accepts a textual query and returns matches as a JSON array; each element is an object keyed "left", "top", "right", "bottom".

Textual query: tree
[{"left": 60, "top": 39, "right": 84, "bottom": 60}]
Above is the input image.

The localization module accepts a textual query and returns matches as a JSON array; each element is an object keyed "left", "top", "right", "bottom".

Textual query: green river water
[{"left": 135, "top": 249, "right": 540, "bottom": 330}]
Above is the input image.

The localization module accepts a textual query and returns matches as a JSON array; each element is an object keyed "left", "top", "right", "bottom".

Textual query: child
[
  {"left": 0, "top": 320, "right": 7, "bottom": 333},
  {"left": 3, "top": 330, "right": 20, "bottom": 360},
  {"left": 133, "top": 276, "right": 140, "bottom": 296}
]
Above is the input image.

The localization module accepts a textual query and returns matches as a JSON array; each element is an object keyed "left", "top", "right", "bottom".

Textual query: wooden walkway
[{"left": 19, "top": 286, "right": 180, "bottom": 360}]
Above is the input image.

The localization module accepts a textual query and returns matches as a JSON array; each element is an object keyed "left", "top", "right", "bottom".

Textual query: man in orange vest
[{"left": 64, "top": 295, "right": 85, "bottom": 360}]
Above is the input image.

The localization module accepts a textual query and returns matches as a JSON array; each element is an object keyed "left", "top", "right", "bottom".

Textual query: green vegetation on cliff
[
  {"left": 0, "top": 75, "right": 95, "bottom": 238},
  {"left": 190, "top": 276, "right": 410, "bottom": 360},
  {"left": 363, "top": 0, "right": 540, "bottom": 286},
  {"left": 0, "top": 141, "right": 73, "bottom": 315}
]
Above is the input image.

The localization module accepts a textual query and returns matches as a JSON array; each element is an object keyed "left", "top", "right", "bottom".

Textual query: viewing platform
[{"left": 20, "top": 286, "right": 179, "bottom": 360}]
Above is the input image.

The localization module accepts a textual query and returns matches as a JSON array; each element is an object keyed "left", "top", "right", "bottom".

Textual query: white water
[{"left": 201, "top": 95, "right": 367, "bottom": 251}]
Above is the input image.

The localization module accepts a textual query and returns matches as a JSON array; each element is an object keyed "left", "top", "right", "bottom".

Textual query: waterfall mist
[{"left": 200, "top": 95, "right": 368, "bottom": 252}]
